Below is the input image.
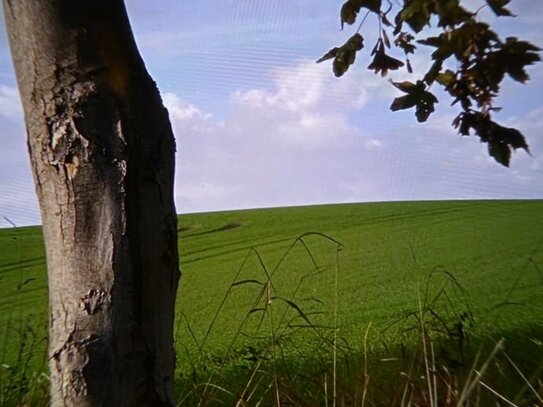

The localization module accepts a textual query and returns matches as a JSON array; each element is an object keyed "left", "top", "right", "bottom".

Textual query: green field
[{"left": 1, "top": 200, "right": 542, "bottom": 405}]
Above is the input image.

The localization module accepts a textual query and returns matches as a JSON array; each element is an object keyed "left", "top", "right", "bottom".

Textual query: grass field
[{"left": 1, "top": 200, "right": 542, "bottom": 405}]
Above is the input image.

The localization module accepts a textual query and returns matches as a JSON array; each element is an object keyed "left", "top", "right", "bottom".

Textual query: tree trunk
[{"left": 3, "top": 1, "right": 180, "bottom": 405}]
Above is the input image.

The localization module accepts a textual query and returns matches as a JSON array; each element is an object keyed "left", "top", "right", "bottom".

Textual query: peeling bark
[{"left": 3, "top": 1, "right": 180, "bottom": 405}]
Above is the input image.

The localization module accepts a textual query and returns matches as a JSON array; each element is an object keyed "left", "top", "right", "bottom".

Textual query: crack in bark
[{"left": 54, "top": 184, "right": 68, "bottom": 248}]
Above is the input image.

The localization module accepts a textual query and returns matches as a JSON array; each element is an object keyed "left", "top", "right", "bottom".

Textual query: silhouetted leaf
[
  {"left": 500, "top": 37, "right": 541, "bottom": 83},
  {"left": 415, "top": 93, "right": 437, "bottom": 122},
  {"left": 340, "top": 0, "right": 382, "bottom": 28},
  {"left": 368, "top": 42, "right": 404, "bottom": 76},
  {"left": 397, "top": 0, "right": 432, "bottom": 33},
  {"left": 341, "top": 0, "right": 359, "bottom": 28},
  {"left": 424, "top": 60, "right": 443, "bottom": 85},
  {"left": 381, "top": 12, "right": 393, "bottom": 27},
  {"left": 486, "top": 0, "right": 515, "bottom": 17},
  {"left": 417, "top": 36, "right": 442, "bottom": 48},
  {"left": 363, "top": 0, "right": 382, "bottom": 13},
  {"left": 395, "top": 32, "right": 416, "bottom": 54},
  {"left": 382, "top": 29, "right": 391, "bottom": 48},
  {"left": 390, "top": 94, "right": 417, "bottom": 111},
  {"left": 452, "top": 112, "right": 530, "bottom": 164},
  {"left": 391, "top": 80, "right": 417, "bottom": 92},
  {"left": 406, "top": 58, "right": 413, "bottom": 73},
  {"left": 488, "top": 141, "right": 511, "bottom": 167},
  {"left": 317, "top": 33, "right": 364, "bottom": 77},
  {"left": 390, "top": 80, "right": 437, "bottom": 122},
  {"left": 493, "top": 123, "right": 530, "bottom": 152},
  {"left": 436, "top": 70, "right": 455, "bottom": 86},
  {"left": 435, "top": 0, "right": 473, "bottom": 28},
  {"left": 453, "top": 112, "right": 475, "bottom": 136},
  {"left": 316, "top": 48, "right": 339, "bottom": 63}
]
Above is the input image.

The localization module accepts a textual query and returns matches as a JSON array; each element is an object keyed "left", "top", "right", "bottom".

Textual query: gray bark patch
[{"left": 52, "top": 340, "right": 90, "bottom": 402}]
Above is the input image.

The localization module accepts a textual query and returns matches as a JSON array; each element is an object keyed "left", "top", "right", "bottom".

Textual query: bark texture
[{"left": 3, "top": 1, "right": 180, "bottom": 405}]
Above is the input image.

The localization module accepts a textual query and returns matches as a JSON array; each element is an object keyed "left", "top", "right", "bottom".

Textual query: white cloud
[
  {"left": 163, "top": 60, "right": 383, "bottom": 212},
  {"left": 163, "top": 92, "right": 214, "bottom": 133},
  {"left": 229, "top": 60, "right": 381, "bottom": 149},
  {"left": 233, "top": 60, "right": 373, "bottom": 112},
  {"left": 364, "top": 138, "right": 383, "bottom": 150}
]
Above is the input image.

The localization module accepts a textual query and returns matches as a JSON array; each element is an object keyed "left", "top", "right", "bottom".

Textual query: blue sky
[{"left": 1, "top": 0, "right": 542, "bottom": 227}]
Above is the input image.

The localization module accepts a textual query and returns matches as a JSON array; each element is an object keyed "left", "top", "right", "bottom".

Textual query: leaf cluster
[
  {"left": 318, "top": 0, "right": 541, "bottom": 166},
  {"left": 452, "top": 111, "right": 529, "bottom": 166}
]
